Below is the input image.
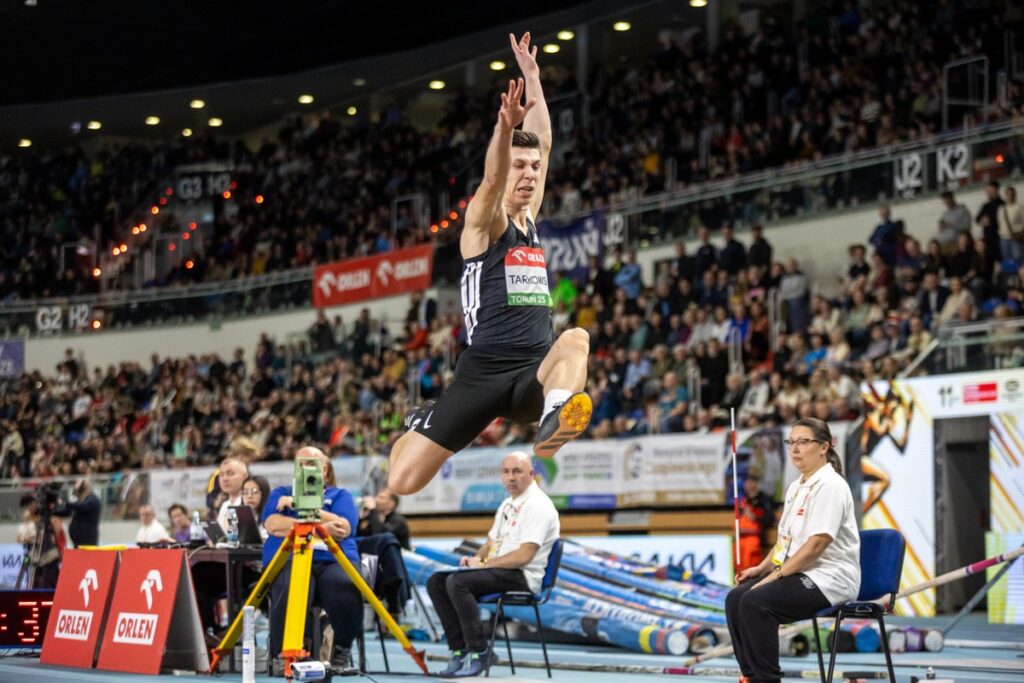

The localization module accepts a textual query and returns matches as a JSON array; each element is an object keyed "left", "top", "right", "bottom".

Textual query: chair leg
[
  {"left": 825, "top": 611, "right": 843, "bottom": 683},
  {"left": 376, "top": 616, "right": 390, "bottom": 673},
  {"left": 812, "top": 616, "right": 826, "bottom": 683},
  {"left": 533, "top": 601, "right": 551, "bottom": 678},
  {"left": 500, "top": 602, "right": 514, "bottom": 675},
  {"left": 485, "top": 600, "right": 502, "bottom": 678},
  {"left": 876, "top": 615, "right": 897, "bottom": 683},
  {"left": 357, "top": 631, "right": 367, "bottom": 674}
]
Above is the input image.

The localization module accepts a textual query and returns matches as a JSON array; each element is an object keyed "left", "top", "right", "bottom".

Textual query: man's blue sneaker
[
  {"left": 431, "top": 650, "right": 466, "bottom": 677},
  {"left": 451, "top": 648, "right": 497, "bottom": 677}
]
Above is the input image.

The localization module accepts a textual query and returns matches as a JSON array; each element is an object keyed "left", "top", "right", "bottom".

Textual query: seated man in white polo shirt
[{"left": 427, "top": 450, "right": 560, "bottom": 678}]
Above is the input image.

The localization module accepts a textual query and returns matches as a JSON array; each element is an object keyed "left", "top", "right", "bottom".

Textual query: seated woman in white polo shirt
[{"left": 725, "top": 417, "right": 860, "bottom": 683}]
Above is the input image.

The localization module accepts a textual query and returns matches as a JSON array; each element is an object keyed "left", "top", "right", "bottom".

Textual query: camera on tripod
[{"left": 34, "top": 482, "right": 62, "bottom": 516}]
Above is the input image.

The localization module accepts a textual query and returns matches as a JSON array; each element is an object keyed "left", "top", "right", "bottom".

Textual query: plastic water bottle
[
  {"left": 189, "top": 511, "right": 203, "bottom": 542},
  {"left": 226, "top": 508, "right": 239, "bottom": 546},
  {"left": 241, "top": 606, "right": 256, "bottom": 683}
]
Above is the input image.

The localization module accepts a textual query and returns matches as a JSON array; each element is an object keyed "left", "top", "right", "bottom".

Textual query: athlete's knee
[
  {"left": 558, "top": 327, "right": 590, "bottom": 353},
  {"left": 387, "top": 466, "right": 420, "bottom": 496}
]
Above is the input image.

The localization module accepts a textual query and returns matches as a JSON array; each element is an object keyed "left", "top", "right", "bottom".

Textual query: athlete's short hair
[{"left": 512, "top": 130, "right": 540, "bottom": 149}]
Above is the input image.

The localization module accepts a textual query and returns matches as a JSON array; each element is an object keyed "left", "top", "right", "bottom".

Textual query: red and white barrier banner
[
  {"left": 40, "top": 549, "right": 118, "bottom": 668},
  {"left": 96, "top": 549, "right": 207, "bottom": 674},
  {"left": 312, "top": 244, "right": 433, "bottom": 307}
]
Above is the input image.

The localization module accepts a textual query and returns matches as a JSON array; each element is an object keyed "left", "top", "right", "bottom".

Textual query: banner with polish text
[{"left": 312, "top": 244, "right": 433, "bottom": 308}]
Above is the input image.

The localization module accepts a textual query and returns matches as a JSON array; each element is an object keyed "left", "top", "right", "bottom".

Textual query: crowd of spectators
[
  {"left": 3, "top": 175, "right": 1022, "bottom": 481},
  {"left": 3, "top": 1, "right": 1024, "bottom": 481},
  {"left": 3, "top": 0, "right": 1023, "bottom": 302}
]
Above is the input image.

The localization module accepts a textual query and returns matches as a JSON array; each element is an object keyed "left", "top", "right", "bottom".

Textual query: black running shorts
[{"left": 413, "top": 344, "right": 547, "bottom": 452}]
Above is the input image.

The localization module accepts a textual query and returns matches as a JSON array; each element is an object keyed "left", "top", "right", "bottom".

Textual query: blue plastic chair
[
  {"left": 479, "top": 538, "right": 563, "bottom": 678},
  {"left": 812, "top": 529, "right": 905, "bottom": 683}
]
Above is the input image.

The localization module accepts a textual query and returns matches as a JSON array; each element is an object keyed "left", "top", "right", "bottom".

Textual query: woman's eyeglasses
[
  {"left": 783, "top": 437, "right": 821, "bottom": 449},
  {"left": 242, "top": 488, "right": 261, "bottom": 496}
]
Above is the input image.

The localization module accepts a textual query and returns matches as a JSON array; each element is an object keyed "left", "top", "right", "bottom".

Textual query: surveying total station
[{"left": 208, "top": 456, "right": 428, "bottom": 679}]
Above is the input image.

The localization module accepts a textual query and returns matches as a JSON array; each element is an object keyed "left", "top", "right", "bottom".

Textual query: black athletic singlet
[{"left": 460, "top": 216, "right": 554, "bottom": 349}]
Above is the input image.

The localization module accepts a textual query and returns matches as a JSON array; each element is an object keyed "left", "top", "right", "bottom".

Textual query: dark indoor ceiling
[{"left": 0, "top": 0, "right": 592, "bottom": 106}]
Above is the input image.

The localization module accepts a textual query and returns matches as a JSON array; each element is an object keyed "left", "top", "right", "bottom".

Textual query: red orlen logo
[{"left": 963, "top": 382, "right": 998, "bottom": 403}]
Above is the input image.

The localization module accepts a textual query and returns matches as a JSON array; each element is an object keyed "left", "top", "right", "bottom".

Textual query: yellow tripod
[{"left": 207, "top": 520, "right": 428, "bottom": 678}]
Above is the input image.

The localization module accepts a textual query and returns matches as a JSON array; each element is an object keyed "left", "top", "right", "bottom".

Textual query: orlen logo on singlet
[{"left": 505, "top": 247, "right": 552, "bottom": 307}]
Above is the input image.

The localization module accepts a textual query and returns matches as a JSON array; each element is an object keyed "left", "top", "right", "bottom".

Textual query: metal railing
[
  {"left": 900, "top": 316, "right": 1024, "bottom": 376},
  {"left": 584, "top": 118, "right": 1024, "bottom": 245},
  {"left": 6, "top": 120, "right": 1024, "bottom": 337}
]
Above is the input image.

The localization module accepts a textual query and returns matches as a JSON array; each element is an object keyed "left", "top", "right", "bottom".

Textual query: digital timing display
[{"left": 0, "top": 590, "right": 54, "bottom": 647}]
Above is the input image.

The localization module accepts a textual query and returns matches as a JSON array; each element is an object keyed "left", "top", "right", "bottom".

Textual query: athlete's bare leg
[
  {"left": 536, "top": 327, "right": 589, "bottom": 393},
  {"left": 534, "top": 327, "right": 592, "bottom": 457},
  {"left": 388, "top": 431, "right": 453, "bottom": 495}
]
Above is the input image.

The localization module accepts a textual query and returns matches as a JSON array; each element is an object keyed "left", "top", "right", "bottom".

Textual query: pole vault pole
[{"left": 731, "top": 408, "right": 740, "bottom": 567}]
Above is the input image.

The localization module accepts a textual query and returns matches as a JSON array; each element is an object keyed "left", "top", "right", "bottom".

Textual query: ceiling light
[
  {"left": 346, "top": 106, "right": 357, "bottom": 116},
  {"left": 182, "top": 128, "right": 193, "bottom": 137},
  {"left": 353, "top": 78, "right": 366, "bottom": 86},
  {"left": 489, "top": 60, "right": 506, "bottom": 71},
  {"left": 428, "top": 80, "right": 445, "bottom": 90},
  {"left": 542, "top": 44, "right": 560, "bottom": 54},
  {"left": 689, "top": 0, "right": 708, "bottom": 6},
  {"left": 612, "top": 21, "right": 632, "bottom": 31},
  {"left": 86, "top": 120, "right": 102, "bottom": 130},
  {"left": 208, "top": 117, "right": 223, "bottom": 127},
  {"left": 298, "top": 94, "right": 314, "bottom": 104},
  {"left": 145, "top": 116, "right": 160, "bottom": 125},
  {"left": 18, "top": 139, "right": 31, "bottom": 148},
  {"left": 557, "top": 30, "right": 575, "bottom": 40},
  {"left": 190, "top": 99, "right": 206, "bottom": 109}
]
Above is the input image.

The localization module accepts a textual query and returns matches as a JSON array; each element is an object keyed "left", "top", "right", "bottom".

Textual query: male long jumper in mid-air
[{"left": 388, "top": 32, "right": 593, "bottom": 495}]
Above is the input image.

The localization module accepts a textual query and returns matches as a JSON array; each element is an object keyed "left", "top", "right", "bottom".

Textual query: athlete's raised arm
[
  {"left": 462, "top": 78, "right": 535, "bottom": 259},
  {"left": 510, "top": 31, "right": 551, "bottom": 219}
]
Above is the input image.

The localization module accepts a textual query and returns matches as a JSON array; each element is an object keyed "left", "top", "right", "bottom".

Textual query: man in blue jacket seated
[{"left": 262, "top": 446, "right": 361, "bottom": 676}]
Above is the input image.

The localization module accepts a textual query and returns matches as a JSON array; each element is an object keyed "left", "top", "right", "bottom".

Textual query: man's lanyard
[{"left": 490, "top": 495, "right": 528, "bottom": 558}]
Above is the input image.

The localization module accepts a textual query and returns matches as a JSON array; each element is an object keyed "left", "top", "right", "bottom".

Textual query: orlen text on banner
[{"left": 312, "top": 244, "right": 433, "bottom": 307}]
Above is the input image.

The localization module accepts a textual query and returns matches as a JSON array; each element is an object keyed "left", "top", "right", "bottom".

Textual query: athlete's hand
[
  {"left": 510, "top": 32, "right": 540, "bottom": 80},
  {"left": 497, "top": 78, "right": 536, "bottom": 131}
]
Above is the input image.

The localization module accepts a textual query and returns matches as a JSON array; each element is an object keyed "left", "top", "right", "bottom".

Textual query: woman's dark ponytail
[
  {"left": 826, "top": 448, "right": 843, "bottom": 475},
  {"left": 793, "top": 417, "right": 843, "bottom": 476}
]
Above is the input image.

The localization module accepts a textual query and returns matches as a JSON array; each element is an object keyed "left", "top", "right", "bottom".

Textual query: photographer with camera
[
  {"left": 16, "top": 490, "right": 65, "bottom": 588},
  {"left": 262, "top": 447, "right": 362, "bottom": 676},
  {"left": 53, "top": 478, "right": 101, "bottom": 547}
]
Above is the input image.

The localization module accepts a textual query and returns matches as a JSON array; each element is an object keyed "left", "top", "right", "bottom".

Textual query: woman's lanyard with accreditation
[
  {"left": 770, "top": 478, "right": 821, "bottom": 566},
  {"left": 488, "top": 496, "right": 528, "bottom": 560}
]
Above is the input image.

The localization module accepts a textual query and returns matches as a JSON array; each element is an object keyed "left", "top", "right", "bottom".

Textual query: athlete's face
[
  {"left": 506, "top": 147, "right": 542, "bottom": 207},
  {"left": 501, "top": 453, "right": 534, "bottom": 497}
]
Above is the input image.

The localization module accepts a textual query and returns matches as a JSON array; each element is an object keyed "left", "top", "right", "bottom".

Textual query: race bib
[{"left": 504, "top": 247, "right": 552, "bottom": 307}]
